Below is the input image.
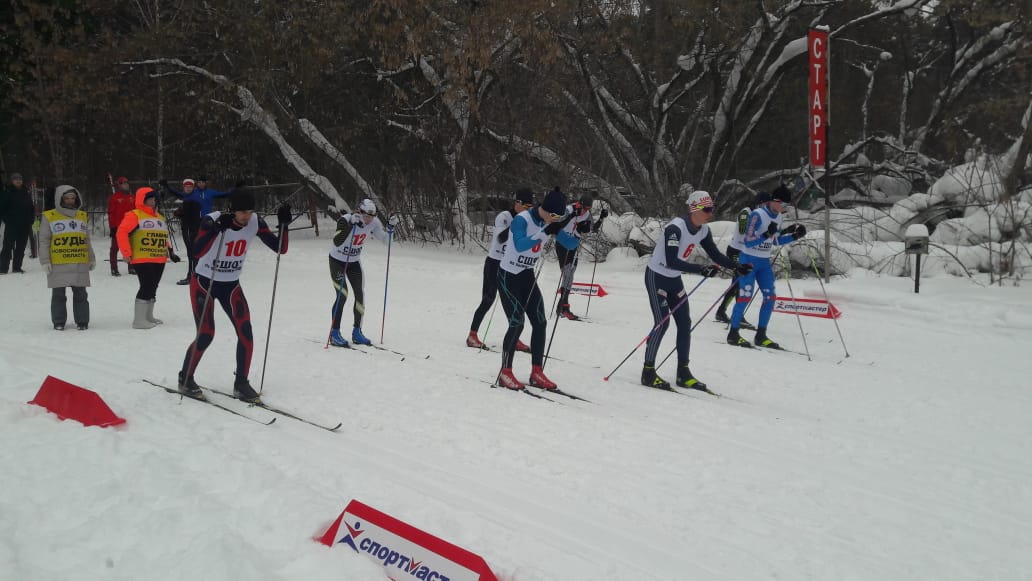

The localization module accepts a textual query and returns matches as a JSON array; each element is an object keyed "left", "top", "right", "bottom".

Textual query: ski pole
[
  {"left": 183, "top": 229, "right": 228, "bottom": 382},
  {"left": 379, "top": 218, "right": 395, "bottom": 343},
  {"left": 729, "top": 247, "right": 782, "bottom": 328},
  {"left": 478, "top": 298, "right": 498, "bottom": 354},
  {"left": 602, "top": 276, "right": 708, "bottom": 381},
  {"left": 325, "top": 221, "right": 359, "bottom": 349},
  {"left": 802, "top": 242, "right": 848, "bottom": 357},
  {"left": 549, "top": 245, "right": 576, "bottom": 317},
  {"left": 493, "top": 236, "right": 549, "bottom": 384},
  {"left": 259, "top": 218, "right": 288, "bottom": 395},
  {"left": 584, "top": 241, "right": 600, "bottom": 317},
  {"left": 779, "top": 244, "right": 811, "bottom": 361},
  {"left": 656, "top": 277, "right": 739, "bottom": 370}
]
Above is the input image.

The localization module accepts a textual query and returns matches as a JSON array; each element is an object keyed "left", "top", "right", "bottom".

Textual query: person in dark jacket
[
  {"left": 162, "top": 177, "right": 231, "bottom": 285},
  {"left": 1, "top": 173, "right": 36, "bottom": 274}
]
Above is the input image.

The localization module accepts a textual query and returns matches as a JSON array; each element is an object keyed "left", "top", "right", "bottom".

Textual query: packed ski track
[{"left": 2, "top": 222, "right": 1031, "bottom": 580}]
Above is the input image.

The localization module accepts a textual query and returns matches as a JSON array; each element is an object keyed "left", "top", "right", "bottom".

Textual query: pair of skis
[{"left": 142, "top": 379, "right": 342, "bottom": 432}]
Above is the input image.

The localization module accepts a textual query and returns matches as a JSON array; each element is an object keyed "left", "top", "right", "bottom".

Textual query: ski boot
[
  {"left": 675, "top": 365, "right": 709, "bottom": 392},
  {"left": 233, "top": 378, "right": 262, "bottom": 404},
  {"left": 177, "top": 371, "right": 205, "bottom": 400},
  {"left": 715, "top": 311, "right": 730, "bottom": 324},
  {"left": 496, "top": 367, "right": 525, "bottom": 390},
  {"left": 754, "top": 327, "right": 781, "bottom": 349},
  {"left": 726, "top": 328, "right": 753, "bottom": 348},
  {"left": 515, "top": 339, "right": 531, "bottom": 353},
  {"left": 556, "top": 304, "right": 580, "bottom": 321},
  {"left": 739, "top": 318, "right": 756, "bottom": 330},
  {"left": 466, "top": 331, "right": 486, "bottom": 349},
  {"left": 352, "top": 327, "right": 373, "bottom": 346},
  {"left": 176, "top": 277, "right": 190, "bottom": 286},
  {"left": 641, "top": 365, "right": 671, "bottom": 390},
  {"left": 329, "top": 328, "right": 349, "bottom": 347},
  {"left": 528, "top": 365, "right": 558, "bottom": 390}
]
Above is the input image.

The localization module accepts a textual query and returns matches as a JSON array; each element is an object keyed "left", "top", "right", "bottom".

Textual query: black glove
[
  {"left": 216, "top": 213, "right": 236, "bottom": 230},
  {"left": 543, "top": 214, "right": 573, "bottom": 235},
  {"left": 736, "top": 262, "right": 754, "bottom": 276},
  {"left": 169, "top": 252, "right": 182, "bottom": 263},
  {"left": 158, "top": 179, "right": 168, "bottom": 188},
  {"left": 765, "top": 222, "right": 779, "bottom": 238},
  {"left": 700, "top": 264, "right": 721, "bottom": 278},
  {"left": 235, "top": 180, "right": 247, "bottom": 189},
  {"left": 599, "top": 208, "right": 609, "bottom": 220},
  {"left": 784, "top": 223, "right": 807, "bottom": 240},
  {"left": 277, "top": 204, "right": 292, "bottom": 226}
]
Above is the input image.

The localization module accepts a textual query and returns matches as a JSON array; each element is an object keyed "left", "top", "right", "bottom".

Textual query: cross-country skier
[
  {"left": 161, "top": 177, "right": 236, "bottom": 285},
  {"left": 177, "top": 189, "right": 291, "bottom": 402},
  {"left": 327, "top": 198, "right": 400, "bottom": 347},
  {"left": 116, "top": 187, "right": 181, "bottom": 329},
  {"left": 466, "top": 188, "right": 534, "bottom": 353},
  {"left": 726, "top": 185, "right": 806, "bottom": 349},
  {"left": 642, "top": 190, "right": 753, "bottom": 391},
  {"left": 555, "top": 192, "right": 608, "bottom": 320},
  {"left": 496, "top": 187, "right": 579, "bottom": 391}
]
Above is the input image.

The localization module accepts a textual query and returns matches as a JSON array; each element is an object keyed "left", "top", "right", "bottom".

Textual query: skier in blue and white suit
[
  {"left": 642, "top": 190, "right": 752, "bottom": 392},
  {"left": 727, "top": 186, "right": 807, "bottom": 349}
]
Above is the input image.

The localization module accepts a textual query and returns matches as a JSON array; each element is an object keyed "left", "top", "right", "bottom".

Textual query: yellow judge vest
[
  {"left": 129, "top": 210, "right": 170, "bottom": 261},
  {"left": 44, "top": 209, "right": 90, "bottom": 265}
]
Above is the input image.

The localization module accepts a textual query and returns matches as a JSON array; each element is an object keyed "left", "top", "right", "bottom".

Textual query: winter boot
[
  {"left": 329, "top": 329, "right": 349, "bottom": 347},
  {"left": 515, "top": 339, "right": 531, "bottom": 353},
  {"left": 127, "top": 265, "right": 137, "bottom": 275},
  {"left": 496, "top": 367, "right": 525, "bottom": 390},
  {"left": 675, "top": 365, "right": 708, "bottom": 391},
  {"left": 111, "top": 268, "right": 121, "bottom": 277},
  {"left": 754, "top": 327, "right": 781, "bottom": 349},
  {"left": 352, "top": 327, "right": 373, "bottom": 346},
  {"left": 528, "top": 365, "right": 558, "bottom": 390},
  {"left": 641, "top": 365, "right": 671, "bottom": 390},
  {"left": 176, "top": 277, "right": 190, "bottom": 286},
  {"left": 53, "top": 324, "right": 65, "bottom": 331},
  {"left": 466, "top": 331, "right": 486, "bottom": 349},
  {"left": 177, "top": 371, "right": 205, "bottom": 400},
  {"left": 146, "top": 299, "right": 163, "bottom": 325},
  {"left": 133, "top": 299, "right": 157, "bottom": 329},
  {"left": 726, "top": 328, "right": 752, "bottom": 348},
  {"left": 77, "top": 323, "right": 88, "bottom": 331},
  {"left": 233, "top": 378, "right": 262, "bottom": 403},
  {"left": 557, "top": 303, "right": 580, "bottom": 321}
]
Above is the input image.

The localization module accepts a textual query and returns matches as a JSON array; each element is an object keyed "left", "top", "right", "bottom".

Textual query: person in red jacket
[{"left": 107, "top": 176, "right": 136, "bottom": 276}]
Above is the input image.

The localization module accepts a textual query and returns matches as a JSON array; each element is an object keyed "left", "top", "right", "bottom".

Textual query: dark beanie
[
  {"left": 513, "top": 188, "right": 535, "bottom": 205},
  {"left": 771, "top": 185, "right": 792, "bottom": 204},
  {"left": 229, "top": 189, "right": 256, "bottom": 212},
  {"left": 541, "top": 187, "right": 567, "bottom": 216}
]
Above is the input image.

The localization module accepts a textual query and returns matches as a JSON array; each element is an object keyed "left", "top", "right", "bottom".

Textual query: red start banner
[
  {"left": 808, "top": 28, "right": 829, "bottom": 170},
  {"left": 556, "top": 282, "right": 608, "bottom": 298},
  {"left": 773, "top": 296, "right": 841, "bottom": 319},
  {"left": 318, "top": 499, "right": 498, "bottom": 581}
]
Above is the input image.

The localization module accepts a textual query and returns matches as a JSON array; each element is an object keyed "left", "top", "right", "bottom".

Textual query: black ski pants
[
  {"left": 497, "top": 267, "right": 546, "bottom": 368},
  {"left": 643, "top": 266, "right": 692, "bottom": 370},
  {"left": 470, "top": 256, "right": 500, "bottom": 333},
  {"left": 133, "top": 262, "right": 166, "bottom": 301},
  {"left": 329, "top": 257, "right": 365, "bottom": 330}
]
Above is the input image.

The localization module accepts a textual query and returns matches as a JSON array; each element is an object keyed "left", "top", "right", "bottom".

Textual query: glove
[
  {"left": 350, "top": 213, "right": 364, "bottom": 225},
  {"left": 388, "top": 214, "right": 401, "bottom": 227},
  {"left": 599, "top": 209, "right": 609, "bottom": 220},
  {"left": 765, "top": 222, "right": 779, "bottom": 238},
  {"left": 543, "top": 221, "right": 563, "bottom": 235},
  {"left": 158, "top": 179, "right": 168, "bottom": 188},
  {"left": 277, "top": 204, "right": 292, "bottom": 226},
  {"left": 784, "top": 223, "right": 807, "bottom": 240},
  {"left": 44, "top": 264, "right": 52, "bottom": 274},
  {"left": 169, "top": 253, "right": 182, "bottom": 263},
  {"left": 216, "top": 213, "right": 236, "bottom": 230},
  {"left": 736, "top": 263, "right": 754, "bottom": 276},
  {"left": 700, "top": 264, "right": 721, "bottom": 278}
]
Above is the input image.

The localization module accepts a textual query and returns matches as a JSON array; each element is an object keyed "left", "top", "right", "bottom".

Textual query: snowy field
[{"left": 2, "top": 222, "right": 1031, "bottom": 581}]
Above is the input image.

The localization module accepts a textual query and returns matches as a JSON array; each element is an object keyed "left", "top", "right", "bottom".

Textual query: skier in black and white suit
[
  {"left": 554, "top": 192, "right": 608, "bottom": 320},
  {"left": 641, "top": 190, "right": 752, "bottom": 392}
]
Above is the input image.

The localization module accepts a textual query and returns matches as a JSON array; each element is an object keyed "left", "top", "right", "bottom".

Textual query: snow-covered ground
[{"left": 2, "top": 222, "right": 1031, "bottom": 581}]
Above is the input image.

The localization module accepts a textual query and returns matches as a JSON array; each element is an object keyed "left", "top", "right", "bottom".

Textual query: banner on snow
[
  {"left": 773, "top": 296, "right": 841, "bottom": 319},
  {"left": 317, "top": 499, "right": 498, "bottom": 581},
  {"left": 556, "top": 282, "right": 608, "bottom": 298}
]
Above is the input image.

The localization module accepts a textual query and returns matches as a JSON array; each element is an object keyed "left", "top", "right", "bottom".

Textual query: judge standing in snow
[
  {"left": 116, "top": 186, "right": 181, "bottom": 329},
  {"left": 38, "top": 186, "right": 96, "bottom": 330},
  {"left": 642, "top": 190, "right": 751, "bottom": 391},
  {"left": 177, "top": 189, "right": 292, "bottom": 402},
  {"left": 326, "top": 198, "right": 399, "bottom": 348},
  {"left": 495, "top": 187, "right": 579, "bottom": 391},
  {"left": 726, "top": 185, "right": 806, "bottom": 349}
]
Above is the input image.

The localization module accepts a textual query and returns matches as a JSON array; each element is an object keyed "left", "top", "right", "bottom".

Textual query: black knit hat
[
  {"left": 513, "top": 188, "right": 535, "bottom": 205},
  {"left": 228, "top": 189, "right": 256, "bottom": 212},
  {"left": 541, "top": 187, "right": 567, "bottom": 216},
  {"left": 771, "top": 185, "right": 792, "bottom": 204}
]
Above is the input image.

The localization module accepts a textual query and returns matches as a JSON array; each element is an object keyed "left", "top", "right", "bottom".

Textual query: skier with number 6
[
  {"left": 177, "top": 189, "right": 290, "bottom": 402},
  {"left": 642, "top": 190, "right": 752, "bottom": 391}
]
